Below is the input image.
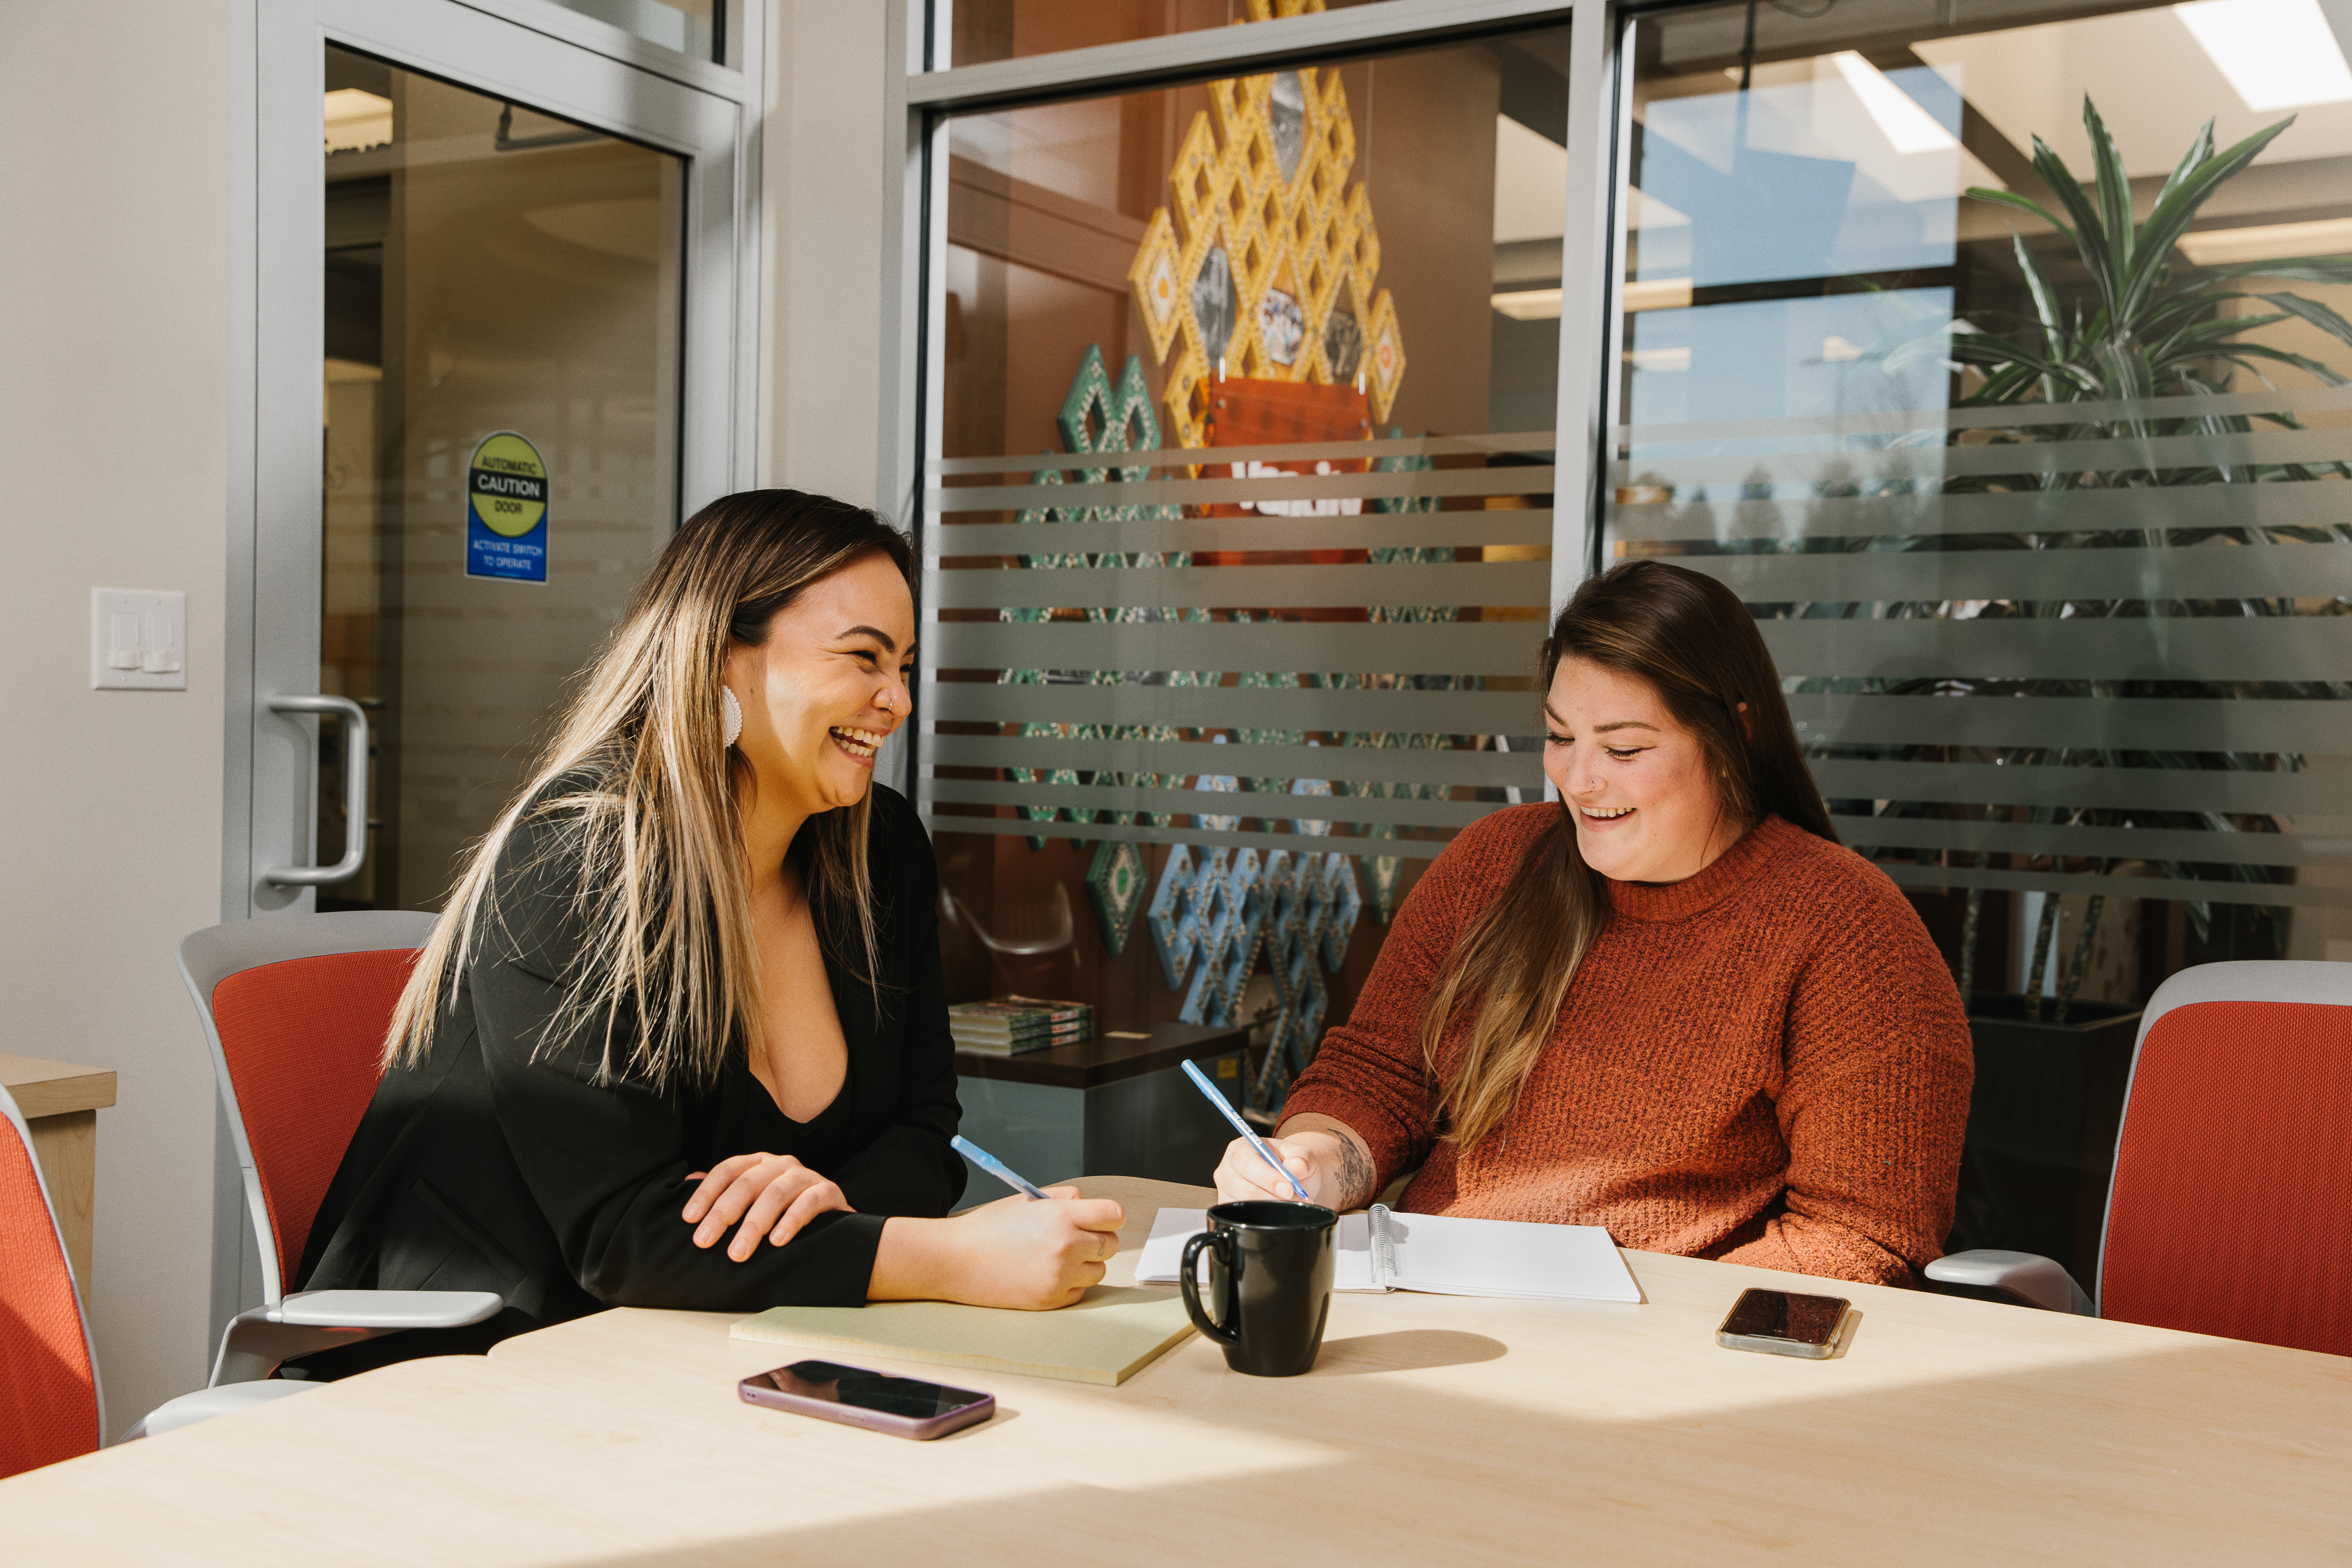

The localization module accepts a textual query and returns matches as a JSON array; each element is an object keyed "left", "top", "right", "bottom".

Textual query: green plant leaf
[
  {"left": 2215, "top": 342, "right": 2350, "bottom": 385},
  {"left": 2150, "top": 118, "right": 2216, "bottom": 217},
  {"left": 2135, "top": 116, "right": 2299, "bottom": 314},
  {"left": 2254, "top": 291, "right": 2352, "bottom": 351},
  {"left": 2012, "top": 232, "right": 2065, "bottom": 349},
  {"left": 1965, "top": 186, "right": 2073, "bottom": 243},
  {"left": 2028, "top": 127, "right": 2117, "bottom": 291},
  {"left": 2180, "top": 256, "right": 2352, "bottom": 287},
  {"left": 2085, "top": 98, "right": 2138, "bottom": 298}
]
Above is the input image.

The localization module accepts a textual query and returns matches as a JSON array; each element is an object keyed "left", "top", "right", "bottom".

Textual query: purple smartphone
[{"left": 738, "top": 1359, "right": 995, "bottom": 1440}]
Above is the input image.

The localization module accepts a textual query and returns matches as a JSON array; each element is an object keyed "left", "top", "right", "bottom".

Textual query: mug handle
[{"left": 1179, "top": 1231, "right": 1239, "bottom": 1346}]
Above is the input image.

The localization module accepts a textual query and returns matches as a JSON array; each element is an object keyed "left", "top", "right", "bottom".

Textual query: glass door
[{"left": 239, "top": 0, "right": 749, "bottom": 918}]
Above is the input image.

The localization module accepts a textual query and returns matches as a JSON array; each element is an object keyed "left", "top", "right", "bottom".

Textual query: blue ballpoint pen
[
  {"left": 1179, "top": 1058, "right": 1313, "bottom": 1201},
  {"left": 951, "top": 1134, "right": 1050, "bottom": 1201}
]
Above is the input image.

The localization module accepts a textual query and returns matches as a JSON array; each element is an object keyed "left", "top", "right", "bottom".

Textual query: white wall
[
  {"left": 0, "top": 3, "right": 232, "bottom": 1433},
  {"left": 761, "top": 0, "right": 890, "bottom": 509}
]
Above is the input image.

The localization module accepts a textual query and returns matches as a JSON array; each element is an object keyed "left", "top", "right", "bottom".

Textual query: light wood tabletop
[
  {"left": 1, "top": 1174, "right": 2346, "bottom": 1565},
  {"left": 0, "top": 1054, "right": 117, "bottom": 1302}
]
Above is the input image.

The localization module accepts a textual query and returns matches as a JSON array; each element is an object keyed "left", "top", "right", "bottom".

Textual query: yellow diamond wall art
[{"left": 1126, "top": 14, "right": 1406, "bottom": 450}]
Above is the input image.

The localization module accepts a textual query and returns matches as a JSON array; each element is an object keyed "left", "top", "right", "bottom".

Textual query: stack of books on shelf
[{"left": 948, "top": 996, "right": 1095, "bottom": 1056}]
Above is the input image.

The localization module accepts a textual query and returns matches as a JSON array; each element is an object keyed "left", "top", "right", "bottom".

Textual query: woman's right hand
[
  {"left": 1213, "top": 1115, "right": 1376, "bottom": 1209},
  {"left": 871, "top": 1188, "right": 1126, "bottom": 1310},
  {"left": 1214, "top": 1133, "right": 1332, "bottom": 1206}
]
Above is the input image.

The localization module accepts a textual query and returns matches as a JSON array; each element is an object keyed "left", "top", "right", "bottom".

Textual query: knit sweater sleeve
[
  {"left": 1280, "top": 817, "right": 1513, "bottom": 1188},
  {"left": 1713, "top": 868, "right": 1973, "bottom": 1286}
]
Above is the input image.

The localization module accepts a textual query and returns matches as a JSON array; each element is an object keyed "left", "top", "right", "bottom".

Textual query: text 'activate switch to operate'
[{"left": 90, "top": 588, "right": 187, "bottom": 691}]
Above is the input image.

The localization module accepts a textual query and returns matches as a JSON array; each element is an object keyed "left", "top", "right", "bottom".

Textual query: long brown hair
[
  {"left": 384, "top": 489, "right": 915, "bottom": 1090},
  {"left": 1420, "top": 559, "right": 1835, "bottom": 1149}
]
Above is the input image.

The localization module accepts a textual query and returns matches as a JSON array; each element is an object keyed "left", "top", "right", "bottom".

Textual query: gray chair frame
[
  {"left": 1928, "top": 958, "right": 2352, "bottom": 1316},
  {"left": 177, "top": 912, "right": 501, "bottom": 1385}
]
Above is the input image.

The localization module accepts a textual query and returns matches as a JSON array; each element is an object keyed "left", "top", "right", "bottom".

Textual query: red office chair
[
  {"left": 1929, "top": 960, "right": 2352, "bottom": 1357},
  {"left": 0, "top": 1081, "right": 100, "bottom": 1477},
  {"left": 1, "top": 1085, "right": 321, "bottom": 1470},
  {"left": 177, "top": 912, "right": 501, "bottom": 1388}
]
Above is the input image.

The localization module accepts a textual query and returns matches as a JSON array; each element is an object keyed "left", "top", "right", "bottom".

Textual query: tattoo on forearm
[{"left": 1332, "top": 1135, "right": 1375, "bottom": 1211}]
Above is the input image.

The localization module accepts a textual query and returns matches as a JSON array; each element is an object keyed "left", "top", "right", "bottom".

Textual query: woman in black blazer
[{"left": 296, "top": 491, "right": 1121, "bottom": 1365}]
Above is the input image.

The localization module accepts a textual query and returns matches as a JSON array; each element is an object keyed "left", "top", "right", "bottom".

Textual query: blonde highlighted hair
[
  {"left": 384, "top": 489, "right": 914, "bottom": 1090},
  {"left": 1419, "top": 560, "right": 1837, "bottom": 1150}
]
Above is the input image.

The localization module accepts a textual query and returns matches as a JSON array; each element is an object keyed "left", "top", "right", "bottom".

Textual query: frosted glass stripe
[
  {"left": 929, "top": 733, "right": 1545, "bottom": 787},
  {"left": 1680, "top": 543, "right": 2352, "bottom": 607},
  {"left": 932, "top": 512, "right": 1555, "bottom": 558},
  {"left": 921, "top": 812, "right": 1453, "bottom": 859},
  {"left": 1610, "top": 479, "right": 2349, "bottom": 543},
  {"left": 931, "top": 467, "right": 1555, "bottom": 513},
  {"left": 928, "top": 431, "right": 1558, "bottom": 476},
  {"left": 1762, "top": 617, "right": 2352, "bottom": 683},
  {"left": 1788, "top": 694, "right": 2352, "bottom": 754},
  {"left": 1831, "top": 813, "right": 2345, "bottom": 867},
  {"left": 933, "top": 620, "right": 1544, "bottom": 672},
  {"left": 927, "top": 682, "right": 1540, "bottom": 732},
  {"left": 926, "top": 779, "right": 1496, "bottom": 828},
  {"left": 928, "top": 560, "right": 1551, "bottom": 611},
  {"left": 1612, "top": 428, "right": 2352, "bottom": 488},
  {"left": 1808, "top": 758, "right": 2340, "bottom": 814},
  {"left": 1616, "top": 386, "right": 2352, "bottom": 444},
  {"left": 1874, "top": 860, "right": 2349, "bottom": 910}
]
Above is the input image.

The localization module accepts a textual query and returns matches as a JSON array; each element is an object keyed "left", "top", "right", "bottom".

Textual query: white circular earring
[{"left": 720, "top": 687, "right": 743, "bottom": 749}]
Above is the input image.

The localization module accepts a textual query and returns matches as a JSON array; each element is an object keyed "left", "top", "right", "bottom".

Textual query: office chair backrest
[
  {"left": 177, "top": 911, "right": 438, "bottom": 1304},
  {"left": 2099, "top": 960, "right": 2352, "bottom": 1357},
  {"left": 0, "top": 1083, "right": 101, "bottom": 1478}
]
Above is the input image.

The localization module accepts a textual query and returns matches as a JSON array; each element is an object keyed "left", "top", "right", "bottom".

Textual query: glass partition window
[
  {"left": 921, "top": 25, "right": 1570, "bottom": 1110},
  {"left": 1613, "top": 0, "right": 2352, "bottom": 1017}
]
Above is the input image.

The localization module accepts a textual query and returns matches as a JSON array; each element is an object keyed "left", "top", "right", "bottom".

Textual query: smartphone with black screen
[
  {"left": 1715, "top": 1288, "right": 1851, "bottom": 1359},
  {"left": 738, "top": 1360, "right": 996, "bottom": 1440}
]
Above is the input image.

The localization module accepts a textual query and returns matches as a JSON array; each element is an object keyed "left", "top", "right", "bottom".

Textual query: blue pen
[
  {"left": 951, "top": 1134, "right": 1050, "bottom": 1201},
  {"left": 1180, "top": 1058, "right": 1313, "bottom": 1201}
]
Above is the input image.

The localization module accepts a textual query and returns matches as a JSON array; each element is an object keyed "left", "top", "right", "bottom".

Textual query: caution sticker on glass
[{"left": 465, "top": 430, "right": 550, "bottom": 583}]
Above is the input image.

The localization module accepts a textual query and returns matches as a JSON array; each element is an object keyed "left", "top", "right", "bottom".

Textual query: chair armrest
[
  {"left": 274, "top": 1289, "right": 504, "bottom": 1330},
  {"left": 1925, "top": 1250, "right": 2094, "bottom": 1315},
  {"left": 129, "top": 1379, "right": 325, "bottom": 1440}
]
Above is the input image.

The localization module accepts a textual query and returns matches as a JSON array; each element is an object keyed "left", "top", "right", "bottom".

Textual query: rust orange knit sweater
[{"left": 1284, "top": 809, "right": 1973, "bottom": 1286}]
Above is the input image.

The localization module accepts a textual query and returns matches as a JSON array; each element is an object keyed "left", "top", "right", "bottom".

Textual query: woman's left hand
[{"left": 683, "top": 1153, "right": 854, "bottom": 1260}]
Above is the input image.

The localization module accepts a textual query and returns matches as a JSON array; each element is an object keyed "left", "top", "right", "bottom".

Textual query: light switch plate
[{"left": 91, "top": 588, "right": 187, "bottom": 690}]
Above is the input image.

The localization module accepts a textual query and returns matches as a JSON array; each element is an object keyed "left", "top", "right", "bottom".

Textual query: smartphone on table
[
  {"left": 739, "top": 1360, "right": 995, "bottom": 1440},
  {"left": 1715, "top": 1288, "right": 1851, "bottom": 1359}
]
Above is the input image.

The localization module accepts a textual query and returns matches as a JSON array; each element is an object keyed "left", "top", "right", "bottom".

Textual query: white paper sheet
[{"left": 1133, "top": 1206, "right": 1640, "bottom": 1303}]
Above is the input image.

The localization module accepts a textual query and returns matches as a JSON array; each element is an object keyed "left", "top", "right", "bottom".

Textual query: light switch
[{"left": 91, "top": 588, "right": 187, "bottom": 690}]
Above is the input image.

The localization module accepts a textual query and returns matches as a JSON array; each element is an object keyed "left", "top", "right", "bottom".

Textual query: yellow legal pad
[{"left": 729, "top": 1286, "right": 1195, "bottom": 1387}]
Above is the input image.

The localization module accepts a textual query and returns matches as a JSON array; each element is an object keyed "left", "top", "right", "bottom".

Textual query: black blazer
[{"left": 296, "top": 784, "right": 966, "bottom": 1344}]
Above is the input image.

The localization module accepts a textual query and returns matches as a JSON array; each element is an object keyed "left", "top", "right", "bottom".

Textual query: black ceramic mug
[{"left": 1179, "top": 1200, "right": 1337, "bottom": 1376}]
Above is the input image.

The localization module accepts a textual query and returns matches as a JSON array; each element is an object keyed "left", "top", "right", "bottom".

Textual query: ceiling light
[
  {"left": 1829, "top": 52, "right": 1959, "bottom": 154},
  {"left": 2177, "top": 216, "right": 2352, "bottom": 264},
  {"left": 1624, "top": 347, "right": 1693, "bottom": 372},
  {"left": 1624, "top": 277, "right": 1695, "bottom": 311},
  {"left": 324, "top": 88, "right": 393, "bottom": 154},
  {"left": 1493, "top": 278, "right": 1695, "bottom": 320},
  {"left": 1492, "top": 288, "right": 1563, "bottom": 321},
  {"left": 2176, "top": 0, "right": 2352, "bottom": 110}
]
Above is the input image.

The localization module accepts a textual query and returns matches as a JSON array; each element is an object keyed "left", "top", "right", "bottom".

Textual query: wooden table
[
  {"left": 2, "top": 1175, "right": 2347, "bottom": 1564},
  {"left": 0, "top": 1054, "right": 116, "bottom": 1301},
  {"left": 955, "top": 1023, "right": 1250, "bottom": 1187}
]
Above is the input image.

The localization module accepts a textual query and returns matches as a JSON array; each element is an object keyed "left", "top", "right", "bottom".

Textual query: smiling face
[
  {"left": 1543, "top": 656, "right": 1747, "bottom": 885},
  {"left": 722, "top": 552, "right": 916, "bottom": 817}
]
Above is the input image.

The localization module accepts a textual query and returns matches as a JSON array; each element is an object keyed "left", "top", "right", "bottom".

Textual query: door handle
[{"left": 264, "top": 694, "right": 371, "bottom": 887}]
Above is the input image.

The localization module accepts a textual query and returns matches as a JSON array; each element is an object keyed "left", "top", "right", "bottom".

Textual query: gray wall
[{"left": 0, "top": 0, "right": 235, "bottom": 1435}]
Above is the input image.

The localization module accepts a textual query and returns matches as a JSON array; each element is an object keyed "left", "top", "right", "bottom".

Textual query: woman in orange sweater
[{"left": 1214, "top": 560, "right": 1972, "bottom": 1286}]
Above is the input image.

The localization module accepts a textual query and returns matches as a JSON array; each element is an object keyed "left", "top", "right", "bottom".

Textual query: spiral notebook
[{"left": 1136, "top": 1205, "right": 1641, "bottom": 1302}]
